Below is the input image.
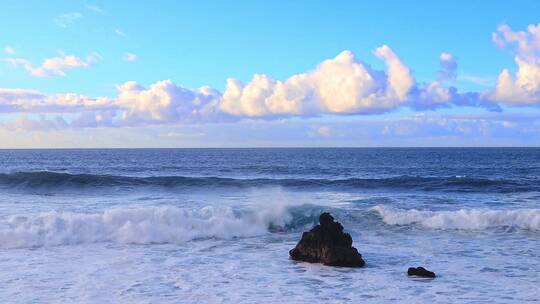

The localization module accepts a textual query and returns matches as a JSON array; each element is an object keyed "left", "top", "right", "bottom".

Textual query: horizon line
[{"left": 1, "top": 146, "right": 539, "bottom": 150}]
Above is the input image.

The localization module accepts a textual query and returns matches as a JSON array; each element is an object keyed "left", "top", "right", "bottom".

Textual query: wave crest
[
  {"left": 371, "top": 205, "right": 540, "bottom": 231},
  {"left": 0, "top": 205, "right": 296, "bottom": 249},
  {"left": 0, "top": 171, "right": 533, "bottom": 193}
]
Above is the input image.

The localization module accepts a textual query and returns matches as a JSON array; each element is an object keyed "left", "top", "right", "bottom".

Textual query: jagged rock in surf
[
  {"left": 407, "top": 266, "right": 436, "bottom": 278},
  {"left": 289, "top": 212, "right": 365, "bottom": 267}
]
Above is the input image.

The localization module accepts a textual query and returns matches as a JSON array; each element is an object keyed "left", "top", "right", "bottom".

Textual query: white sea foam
[
  {"left": 371, "top": 205, "right": 540, "bottom": 231},
  {"left": 0, "top": 205, "right": 292, "bottom": 249}
]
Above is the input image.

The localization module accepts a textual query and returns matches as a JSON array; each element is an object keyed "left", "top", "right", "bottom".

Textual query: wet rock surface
[
  {"left": 289, "top": 212, "right": 365, "bottom": 267},
  {"left": 407, "top": 266, "right": 436, "bottom": 278}
]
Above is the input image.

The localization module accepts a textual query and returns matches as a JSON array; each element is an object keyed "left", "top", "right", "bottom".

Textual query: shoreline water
[{"left": 0, "top": 148, "right": 538, "bottom": 303}]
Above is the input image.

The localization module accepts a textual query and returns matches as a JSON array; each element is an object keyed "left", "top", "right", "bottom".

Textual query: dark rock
[
  {"left": 407, "top": 266, "right": 436, "bottom": 278},
  {"left": 289, "top": 212, "right": 365, "bottom": 267}
]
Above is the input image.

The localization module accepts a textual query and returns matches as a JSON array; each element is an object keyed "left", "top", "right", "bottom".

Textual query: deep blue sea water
[{"left": 0, "top": 148, "right": 539, "bottom": 303}]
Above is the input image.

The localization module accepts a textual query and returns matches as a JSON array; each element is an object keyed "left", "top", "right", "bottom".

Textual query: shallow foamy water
[{"left": 1, "top": 196, "right": 539, "bottom": 303}]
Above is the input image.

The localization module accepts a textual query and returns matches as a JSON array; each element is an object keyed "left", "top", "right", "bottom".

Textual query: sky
[{"left": 1, "top": 0, "right": 540, "bottom": 148}]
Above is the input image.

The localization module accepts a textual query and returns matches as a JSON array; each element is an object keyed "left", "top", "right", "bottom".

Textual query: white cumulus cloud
[
  {"left": 0, "top": 45, "right": 493, "bottom": 128},
  {"left": 54, "top": 12, "right": 82, "bottom": 28},
  {"left": 123, "top": 53, "right": 137, "bottom": 62},
  {"left": 115, "top": 29, "right": 127, "bottom": 38},
  {"left": 85, "top": 4, "right": 105, "bottom": 14},
  {"left": 114, "top": 80, "right": 223, "bottom": 125},
  {"left": 3, "top": 46, "right": 15, "bottom": 55},
  {"left": 220, "top": 47, "right": 416, "bottom": 117},
  {"left": 3, "top": 22, "right": 540, "bottom": 130},
  {"left": 438, "top": 52, "right": 457, "bottom": 81},
  {"left": 491, "top": 23, "right": 540, "bottom": 105},
  {"left": 0, "top": 88, "right": 111, "bottom": 113},
  {"left": 4, "top": 53, "right": 100, "bottom": 77}
]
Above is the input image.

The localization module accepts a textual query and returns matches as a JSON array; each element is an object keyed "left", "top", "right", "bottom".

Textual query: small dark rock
[
  {"left": 289, "top": 212, "right": 365, "bottom": 267},
  {"left": 407, "top": 266, "right": 436, "bottom": 278}
]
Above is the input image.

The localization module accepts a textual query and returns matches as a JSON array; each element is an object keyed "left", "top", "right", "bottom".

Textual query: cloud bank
[{"left": 2, "top": 23, "right": 540, "bottom": 130}]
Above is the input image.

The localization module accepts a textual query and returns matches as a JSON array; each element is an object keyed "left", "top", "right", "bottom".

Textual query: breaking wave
[
  {"left": 371, "top": 205, "right": 540, "bottom": 231},
  {"left": 0, "top": 171, "right": 534, "bottom": 193},
  {"left": 3, "top": 202, "right": 539, "bottom": 249},
  {"left": 0, "top": 204, "right": 310, "bottom": 249}
]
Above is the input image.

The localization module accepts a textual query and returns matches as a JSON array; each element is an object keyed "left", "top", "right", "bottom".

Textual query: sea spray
[
  {"left": 0, "top": 204, "right": 295, "bottom": 249},
  {"left": 371, "top": 205, "right": 540, "bottom": 231}
]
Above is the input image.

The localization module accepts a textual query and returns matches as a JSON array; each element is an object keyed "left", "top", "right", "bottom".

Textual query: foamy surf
[
  {"left": 0, "top": 205, "right": 293, "bottom": 249},
  {"left": 1, "top": 148, "right": 539, "bottom": 303},
  {"left": 371, "top": 205, "right": 540, "bottom": 231}
]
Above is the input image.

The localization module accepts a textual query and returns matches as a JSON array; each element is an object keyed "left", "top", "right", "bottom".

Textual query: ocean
[{"left": 0, "top": 148, "right": 538, "bottom": 303}]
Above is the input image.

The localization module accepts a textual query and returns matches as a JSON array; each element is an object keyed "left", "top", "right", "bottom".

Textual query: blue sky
[{"left": 1, "top": 0, "right": 540, "bottom": 147}]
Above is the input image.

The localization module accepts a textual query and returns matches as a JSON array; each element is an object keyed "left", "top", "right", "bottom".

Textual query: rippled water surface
[{"left": 0, "top": 148, "right": 539, "bottom": 303}]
